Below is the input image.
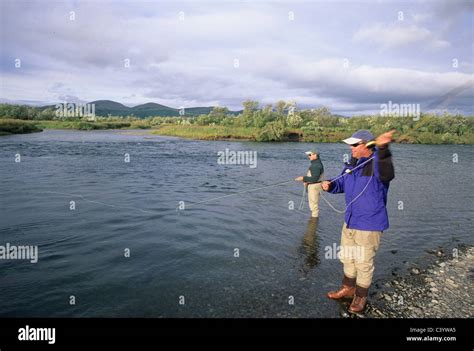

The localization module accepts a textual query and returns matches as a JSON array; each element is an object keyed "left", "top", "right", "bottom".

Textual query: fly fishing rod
[{"left": 327, "top": 155, "right": 375, "bottom": 183}]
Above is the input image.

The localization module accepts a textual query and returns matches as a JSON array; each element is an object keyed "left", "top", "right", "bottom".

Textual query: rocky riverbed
[{"left": 366, "top": 245, "right": 474, "bottom": 318}]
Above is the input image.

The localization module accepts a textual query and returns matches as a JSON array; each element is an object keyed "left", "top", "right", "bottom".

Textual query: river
[{"left": 0, "top": 129, "right": 472, "bottom": 317}]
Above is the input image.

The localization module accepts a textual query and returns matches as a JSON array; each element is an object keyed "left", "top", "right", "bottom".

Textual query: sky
[{"left": 0, "top": 0, "right": 473, "bottom": 115}]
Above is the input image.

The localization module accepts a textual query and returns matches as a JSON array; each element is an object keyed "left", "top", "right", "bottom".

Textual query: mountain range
[{"left": 41, "top": 100, "right": 240, "bottom": 118}]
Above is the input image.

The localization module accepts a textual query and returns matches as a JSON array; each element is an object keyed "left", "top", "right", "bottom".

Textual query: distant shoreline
[
  {"left": 1, "top": 119, "right": 473, "bottom": 145},
  {"left": 150, "top": 125, "right": 474, "bottom": 144}
]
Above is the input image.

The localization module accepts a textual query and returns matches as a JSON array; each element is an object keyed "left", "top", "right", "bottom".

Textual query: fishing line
[
  {"left": 39, "top": 156, "right": 375, "bottom": 215},
  {"left": 298, "top": 156, "right": 376, "bottom": 214},
  {"left": 39, "top": 191, "right": 156, "bottom": 214},
  {"left": 329, "top": 156, "right": 375, "bottom": 183},
  {"left": 318, "top": 156, "right": 375, "bottom": 213},
  {"left": 180, "top": 179, "right": 295, "bottom": 210},
  {"left": 319, "top": 174, "right": 373, "bottom": 214},
  {"left": 38, "top": 180, "right": 296, "bottom": 214},
  {"left": 298, "top": 185, "right": 307, "bottom": 210}
]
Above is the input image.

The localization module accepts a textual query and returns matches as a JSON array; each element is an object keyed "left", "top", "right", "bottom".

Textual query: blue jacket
[{"left": 328, "top": 147, "right": 395, "bottom": 231}]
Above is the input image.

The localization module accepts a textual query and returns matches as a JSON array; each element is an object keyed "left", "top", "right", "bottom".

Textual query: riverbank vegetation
[
  {"left": 1, "top": 102, "right": 472, "bottom": 144},
  {"left": 0, "top": 119, "right": 43, "bottom": 136}
]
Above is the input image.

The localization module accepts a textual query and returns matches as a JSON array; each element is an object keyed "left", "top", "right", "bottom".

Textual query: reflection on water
[{"left": 299, "top": 217, "right": 320, "bottom": 274}]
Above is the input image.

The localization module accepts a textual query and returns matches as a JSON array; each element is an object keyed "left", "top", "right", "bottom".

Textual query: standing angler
[
  {"left": 295, "top": 150, "right": 324, "bottom": 218},
  {"left": 321, "top": 130, "right": 395, "bottom": 313}
]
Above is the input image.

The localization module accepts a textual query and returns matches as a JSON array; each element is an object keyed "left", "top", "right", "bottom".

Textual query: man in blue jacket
[{"left": 321, "top": 129, "right": 395, "bottom": 313}]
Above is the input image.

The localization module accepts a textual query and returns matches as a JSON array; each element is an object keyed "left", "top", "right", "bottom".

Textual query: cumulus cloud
[
  {"left": 0, "top": 0, "right": 472, "bottom": 114},
  {"left": 353, "top": 24, "right": 450, "bottom": 51}
]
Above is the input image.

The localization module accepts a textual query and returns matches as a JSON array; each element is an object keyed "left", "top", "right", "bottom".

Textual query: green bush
[
  {"left": 0, "top": 119, "right": 42, "bottom": 135},
  {"left": 256, "top": 120, "right": 286, "bottom": 141}
]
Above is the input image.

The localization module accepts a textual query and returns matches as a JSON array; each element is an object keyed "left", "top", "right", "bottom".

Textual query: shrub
[{"left": 256, "top": 120, "right": 286, "bottom": 141}]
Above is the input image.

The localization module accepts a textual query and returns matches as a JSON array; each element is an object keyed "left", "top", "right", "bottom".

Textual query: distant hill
[
  {"left": 39, "top": 100, "right": 240, "bottom": 118},
  {"left": 91, "top": 100, "right": 133, "bottom": 116},
  {"left": 131, "top": 102, "right": 178, "bottom": 117}
]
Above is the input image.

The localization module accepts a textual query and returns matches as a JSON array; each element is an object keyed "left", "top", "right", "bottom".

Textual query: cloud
[
  {"left": 0, "top": 0, "right": 472, "bottom": 115},
  {"left": 136, "top": 49, "right": 473, "bottom": 112},
  {"left": 255, "top": 54, "right": 473, "bottom": 105},
  {"left": 56, "top": 95, "right": 88, "bottom": 104},
  {"left": 353, "top": 23, "right": 450, "bottom": 51},
  {"left": 432, "top": 0, "right": 474, "bottom": 21},
  {"left": 411, "top": 13, "right": 432, "bottom": 23}
]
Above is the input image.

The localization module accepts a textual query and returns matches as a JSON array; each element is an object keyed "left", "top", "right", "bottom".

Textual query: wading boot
[
  {"left": 327, "top": 285, "right": 356, "bottom": 300},
  {"left": 349, "top": 295, "right": 367, "bottom": 313},
  {"left": 349, "top": 285, "right": 369, "bottom": 313}
]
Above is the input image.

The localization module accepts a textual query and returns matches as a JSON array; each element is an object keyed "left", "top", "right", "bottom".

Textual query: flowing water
[{"left": 0, "top": 129, "right": 472, "bottom": 317}]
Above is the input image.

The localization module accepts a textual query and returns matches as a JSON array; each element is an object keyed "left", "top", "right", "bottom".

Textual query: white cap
[
  {"left": 342, "top": 130, "right": 374, "bottom": 145},
  {"left": 342, "top": 136, "right": 362, "bottom": 145}
]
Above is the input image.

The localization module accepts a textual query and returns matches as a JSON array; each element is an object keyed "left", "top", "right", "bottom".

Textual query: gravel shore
[{"left": 366, "top": 245, "right": 474, "bottom": 318}]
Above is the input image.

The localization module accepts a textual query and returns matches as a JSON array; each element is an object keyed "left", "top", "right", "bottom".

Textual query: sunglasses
[{"left": 350, "top": 142, "right": 364, "bottom": 147}]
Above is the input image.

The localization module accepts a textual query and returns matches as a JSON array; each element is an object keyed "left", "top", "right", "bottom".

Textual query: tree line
[{"left": 1, "top": 101, "right": 472, "bottom": 143}]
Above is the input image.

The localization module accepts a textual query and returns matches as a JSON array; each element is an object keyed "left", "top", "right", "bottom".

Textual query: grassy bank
[
  {"left": 1, "top": 107, "right": 473, "bottom": 144},
  {"left": 152, "top": 125, "right": 258, "bottom": 140},
  {"left": 0, "top": 119, "right": 43, "bottom": 136},
  {"left": 302, "top": 129, "right": 474, "bottom": 144},
  {"left": 33, "top": 120, "right": 133, "bottom": 130},
  {"left": 0, "top": 119, "right": 140, "bottom": 136},
  {"left": 2, "top": 119, "right": 473, "bottom": 144},
  {"left": 153, "top": 124, "right": 474, "bottom": 144}
]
